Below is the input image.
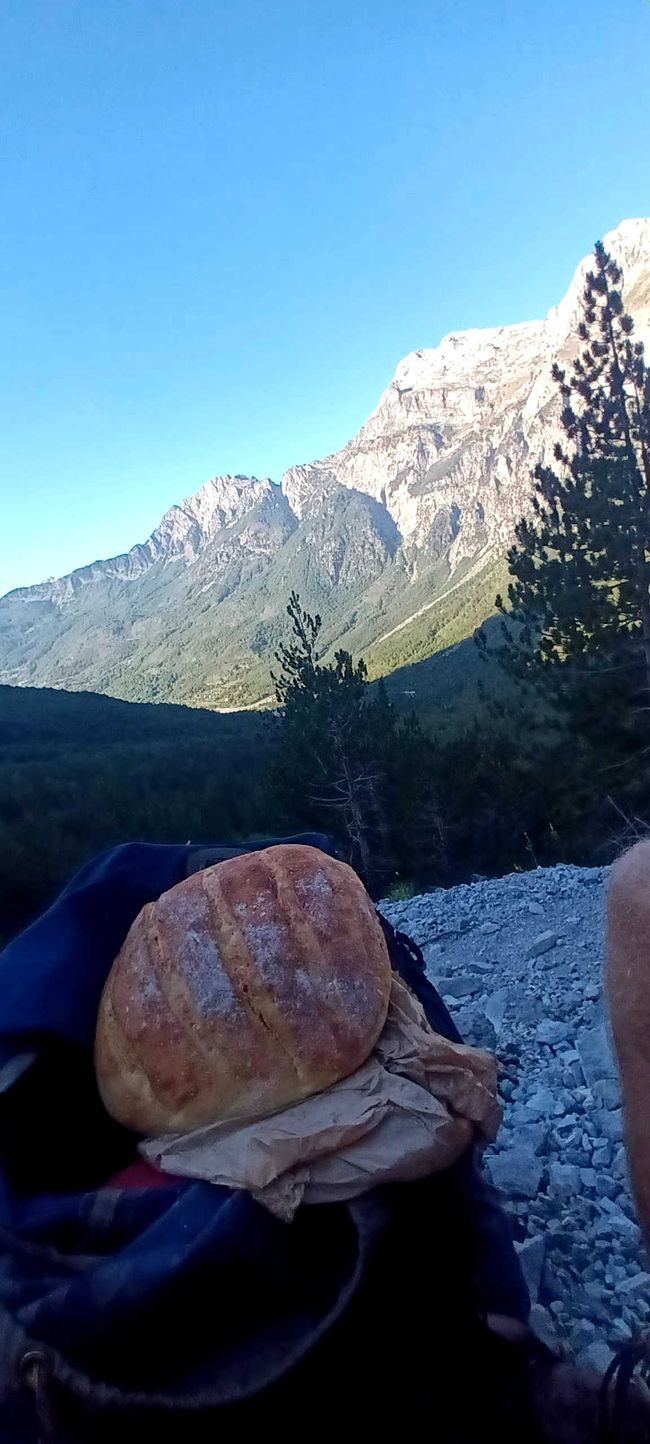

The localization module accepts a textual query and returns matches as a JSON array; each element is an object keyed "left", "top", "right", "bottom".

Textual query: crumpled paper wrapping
[{"left": 141, "top": 973, "right": 501, "bottom": 1220}]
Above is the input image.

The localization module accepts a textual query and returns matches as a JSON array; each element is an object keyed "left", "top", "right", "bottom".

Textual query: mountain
[{"left": 3, "top": 218, "right": 650, "bottom": 709}]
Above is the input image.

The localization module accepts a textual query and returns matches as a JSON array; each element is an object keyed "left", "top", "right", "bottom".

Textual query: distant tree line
[{"left": 0, "top": 692, "right": 276, "bottom": 943}]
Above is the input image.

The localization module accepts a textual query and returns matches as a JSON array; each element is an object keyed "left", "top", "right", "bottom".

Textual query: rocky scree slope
[
  {"left": 2, "top": 220, "right": 650, "bottom": 708},
  {"left": 381, "top": 863, "right": 649, "bottom": 1374}
]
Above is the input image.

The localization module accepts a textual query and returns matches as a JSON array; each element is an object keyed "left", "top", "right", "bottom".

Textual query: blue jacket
[{"left": 0, "top": 839, "right": 529, "bottom": 1439}]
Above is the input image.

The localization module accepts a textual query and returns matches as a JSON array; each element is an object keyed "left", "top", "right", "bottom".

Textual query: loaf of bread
[{"left": 95, "top": 844, "right": 392, "bottom": 1134}]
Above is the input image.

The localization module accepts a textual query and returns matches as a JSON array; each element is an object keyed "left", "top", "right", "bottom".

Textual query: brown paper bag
[{"left": 142, "top": 973, "right": 501, "bottom": 1220}]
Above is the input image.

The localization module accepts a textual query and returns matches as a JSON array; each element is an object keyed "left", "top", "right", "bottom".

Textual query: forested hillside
[{"left": 0, "top": 687, "right": 272, "bottom": 942}]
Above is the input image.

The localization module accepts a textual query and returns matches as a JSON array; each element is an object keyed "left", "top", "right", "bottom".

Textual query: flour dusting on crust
[
  {"left": 293, "top": 869, "right": 334, "bottom": 931},
  {"left": 162, "top": 888, "right": 242, "bottom": 1018}
]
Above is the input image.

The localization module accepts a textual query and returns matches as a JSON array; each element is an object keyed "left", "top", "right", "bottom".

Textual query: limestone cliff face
[
  {"left": 2, "top": 220, "right": 649, "bottom": 705},
  {"left": 8, "top": 475, "right": 287, "bottom": 605},
  {"left": 283, "top": 219, "right": 650, "bottom": 572}
]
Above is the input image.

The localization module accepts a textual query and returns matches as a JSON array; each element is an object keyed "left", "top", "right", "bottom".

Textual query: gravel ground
[{"left": 380, "top": 863, "right": 649, "bottom": 1375}]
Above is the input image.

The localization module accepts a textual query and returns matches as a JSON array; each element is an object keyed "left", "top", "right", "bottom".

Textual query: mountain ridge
[{"left": 3, "top": 218, "right": 649, "bottom": 708}]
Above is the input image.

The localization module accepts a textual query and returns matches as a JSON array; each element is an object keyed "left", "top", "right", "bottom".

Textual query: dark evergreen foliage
[
  {"left": 0, "top": 687, "right": 273, "bottom": 944},
  {"left": 491, "top": 242, "right": 650, "bottom": 729},
  {"left": 270, "top": 592, "right": 443, "bottom": 891},
  {"left": 475, "top": 240, "right": 650, "bottom": 845}
]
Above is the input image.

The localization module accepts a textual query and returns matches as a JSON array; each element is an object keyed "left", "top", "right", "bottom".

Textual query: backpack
[{"left": 0, "top": 836, "right": 529, "bottom": 1441}]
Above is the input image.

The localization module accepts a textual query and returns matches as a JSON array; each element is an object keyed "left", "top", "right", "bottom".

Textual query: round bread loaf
[{"left": 94, "top": 844, "right": 391, "bottom": 1134}]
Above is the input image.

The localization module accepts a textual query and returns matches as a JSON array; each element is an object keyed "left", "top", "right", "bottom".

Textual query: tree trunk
[
  {"left": 640, "top": 590, "right": 650, "bottom": 705},
  {"left": 335, "top": 771, "right": 373, "bottom": 882}
]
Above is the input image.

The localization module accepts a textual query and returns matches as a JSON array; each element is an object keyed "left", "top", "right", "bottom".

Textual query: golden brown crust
[{"left": 95, "top": 845, "right": 391, "bottom": 1134}]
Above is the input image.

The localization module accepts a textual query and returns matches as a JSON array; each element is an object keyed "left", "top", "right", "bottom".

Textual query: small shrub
[{"left": 384, "top": 878, "right": 418, "bottom": 902}]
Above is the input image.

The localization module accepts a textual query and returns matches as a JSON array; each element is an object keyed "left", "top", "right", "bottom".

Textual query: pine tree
[
  {"left": 271, "top": 592, "right": 395, "bottom": 887},
  {"left": 383, "top": 708, "right": 448, "bottom": 885},
  {"left": 489, "top": 241, "right": 650, "bottom": 754}
]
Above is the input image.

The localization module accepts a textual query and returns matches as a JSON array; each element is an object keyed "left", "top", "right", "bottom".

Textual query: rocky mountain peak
[
  {"left": 4, "top": 474, "right": 280, "bottom": 604},
  {"left": 175, "top": 473, "right": 275, "bottom": 533},
  {"left": 282, "top": 218, "right": 650, "bottom": 559},
  {"left": 604, "top": 216, "right": 650, "bottom": 272},
  {"left": 150, "top": 473, "right": 278, "bottom": 557}
]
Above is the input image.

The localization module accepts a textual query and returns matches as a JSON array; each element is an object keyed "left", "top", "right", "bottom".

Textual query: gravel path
[{"left": 380, "top": 863, "right": 649, "bottom": 1374}]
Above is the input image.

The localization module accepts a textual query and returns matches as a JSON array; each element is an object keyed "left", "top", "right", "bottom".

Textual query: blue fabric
[
  {"left": 0, "top": 838, "right": 529, "bottom": 1425},
  {"left": 0, "top": 836, "right": 329, "bottom": 1059}
]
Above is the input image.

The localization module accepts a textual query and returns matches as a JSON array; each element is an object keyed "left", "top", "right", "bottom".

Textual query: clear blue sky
[{"left": 2, "top": 0, "right": 649, "bottom": 595}]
